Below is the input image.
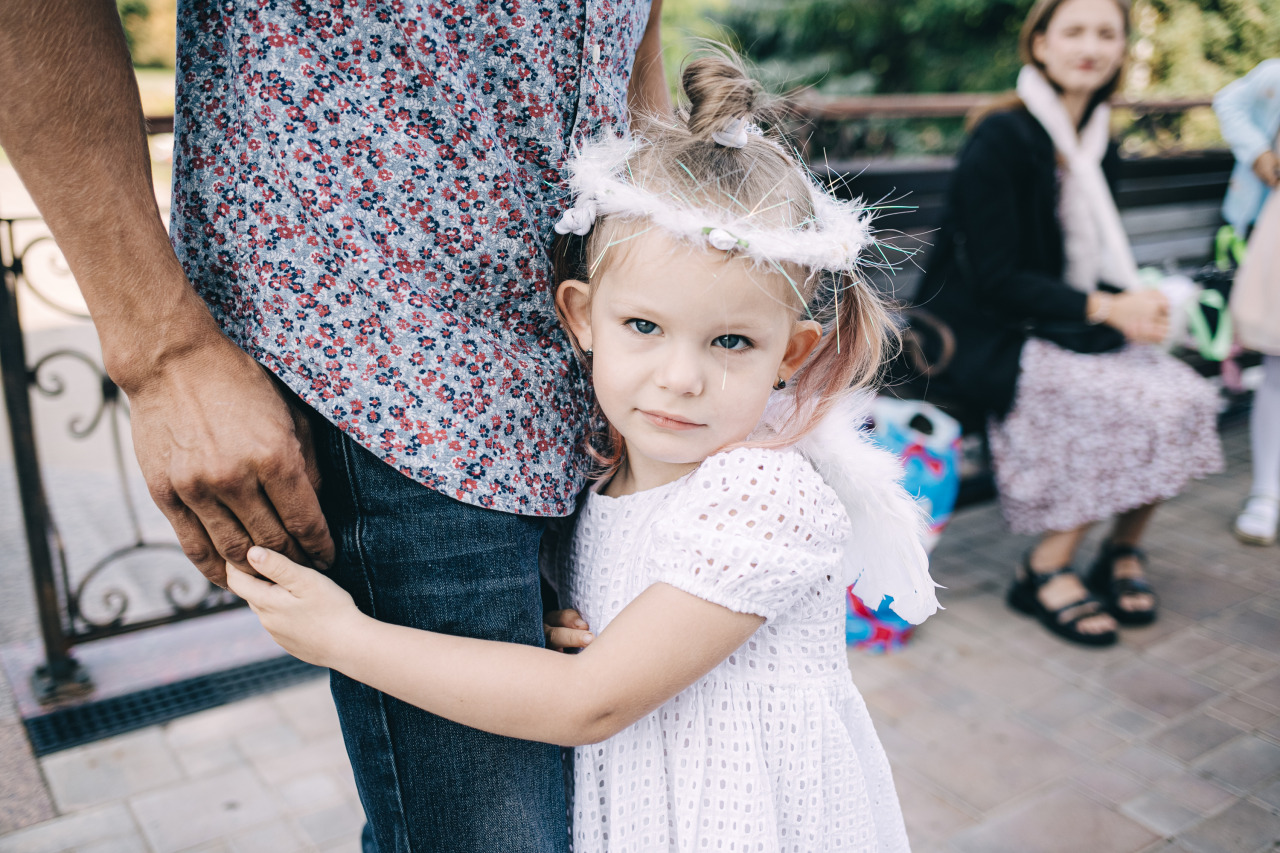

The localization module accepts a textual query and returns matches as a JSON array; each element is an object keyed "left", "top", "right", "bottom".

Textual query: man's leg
[{"left": 310, "top": 414, "right": 569, "bottom": 853}]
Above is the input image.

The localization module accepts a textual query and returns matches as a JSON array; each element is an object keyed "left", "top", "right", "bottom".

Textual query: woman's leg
[
  {"left": 1104, "top": 503, "right": 1159, "bottom": 614},
  {"left": 1026, "top": 525, "right": 1117, "bottom": 636}
]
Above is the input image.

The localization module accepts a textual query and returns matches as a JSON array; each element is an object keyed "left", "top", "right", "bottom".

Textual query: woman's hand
[
  {"left": 226, "top": 546, "right": 364, "bottom": 668},
  {"left": 1096, "top": 290, "right": 1170, "bottom": 344},
  {"left": 544, "top": 609, "right": 594, "bottom": 652}
]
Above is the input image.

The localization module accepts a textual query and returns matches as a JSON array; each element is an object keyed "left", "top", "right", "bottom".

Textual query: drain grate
[{"left": 24, "top": 655, "right": 325, "bottom": 756}]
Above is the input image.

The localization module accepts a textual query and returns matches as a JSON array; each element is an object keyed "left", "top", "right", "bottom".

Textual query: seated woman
[{"left": 917, "top": 0, "right": 1223, "bottom": 646}]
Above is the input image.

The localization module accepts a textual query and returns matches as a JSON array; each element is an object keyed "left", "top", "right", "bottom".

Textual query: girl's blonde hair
[{"left": 557, "top": 51, "right": 895, "bottom": 475}]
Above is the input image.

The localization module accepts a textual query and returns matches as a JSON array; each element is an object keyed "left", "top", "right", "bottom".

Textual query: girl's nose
[{"left": 655, "top": 348, "right": 704, "bottom": 395}]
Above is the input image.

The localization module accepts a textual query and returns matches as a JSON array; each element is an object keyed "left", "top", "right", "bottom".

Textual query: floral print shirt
[{"left": 170, "top": 0, "right": 648, "bottom": 515}]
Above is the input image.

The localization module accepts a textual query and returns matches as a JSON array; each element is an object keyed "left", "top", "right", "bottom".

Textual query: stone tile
[
  {"left": 1255, "top": 777, "right": 1280, "bottom": 810},
  {"left": 1019, "top": 688, "right": 1108, "bottom": 734},
  {"left": 1205, "top": 695, "right": 1276, "bottom": 729},
  {"left": 296, "top": 802, "right": 364, "bottom": 848},
  {"left": 129, "top": 766, "right": 282, "bottom": 853},
  {"left": 894, "top": 772, "right": 976, "bottom": 849},
  {"left": 1157, "top": 573, "right": 1256, "bottom": 620},
  {"left": 70, "top": 838, "right": 149, "bottom": 853},
  {"left": 277, "top": 773, "right": 347, "bottom": 813},
  {"left": 248, "top": 734, "right": 351, "bottom": 786},
  {"left": 1120, "top": 791, "right": 1202, "bottom": 837},
  {"left": 1194, "top": 734, "right": 1280, "bottom": 792},
  {"left": 42, "top": 728, "right": 184, "bottom": 811},
  {"left": 910, "top": 716, "right": 1081, "bottom": 813},
  {"left": 1175, "top": 799, "right": 1280, "bottom": 853},
  {"left": 1143, "top": 632, "right": 1231, "bottom": 669},
  {"left": 317, "top": 833, "right": 362, "bottom": 853},
  {"left": 1242, "top": 672, "right": 1280, "bottom": 711},
  {"left": 173, "top": 738, "right": 246, "bottom": 779},
  {"left": 1152, "top": 771, "right": 1236, "bottom": 815},
  {"left": 928, "top": 646, "right": 1066, "bottom": 707},
  {"left": 0, "top": 722, "right": 55, "bottom": 834},
  {"left": 1072, "top": 764, "right": 1149, "bottom": 806},
  {"left": 232, "top": 721, "right": 305, "bottom": 759},
  {"left": 271, "top": 680, "right": 340, "bottom": 741},
  {"left": 0, "top": 805, "right": 140, "bottom": 853},
  {"left": 1113, "top": 745, "right": 1186, "bottom": 784},
  {"left": 164, "top": 698, "right": 282, "bottom": 750},
  {"left": 1206, "top": 607, "right": 1280, "bottom": 655},
  {"left": 227, "top": 819, "right": 315, "bottom": 853},
  {"left": 1098, "top": 705, "right": 1164, "bottom": 739},
  {"left": 1098, "top": 660, "right": 1219, "bottom": 720},
  {"left": 1148, "top": 714, "right": 1248, "bottom": 763},
  {"left": 951, "top": 785, "right": 1158, "bottom": 853},
  {"left": 1057, "top": 715, "right": 1128, "bottom": 755}
]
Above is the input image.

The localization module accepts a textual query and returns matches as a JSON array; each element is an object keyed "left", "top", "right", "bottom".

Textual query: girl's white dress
[{"left": 546, "top": 446, "right": 912, "bottom": 853}]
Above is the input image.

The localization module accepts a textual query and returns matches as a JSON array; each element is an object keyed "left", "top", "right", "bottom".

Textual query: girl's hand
[
  {"left": 544, "top": 609, "right": 594, "bottom": 652},
  {"left": 1253, "top": 150, "right": 1280, "bottom": 189},
  {"left": 1104, "top": 289, "right": 1170, "bottom": 344},
  {"left": 226, "top": 546, "right": 364, "bottom": 668}
]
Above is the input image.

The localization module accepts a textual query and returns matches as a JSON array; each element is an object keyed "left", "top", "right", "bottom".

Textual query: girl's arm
[
  {"left": 1214, "top": 60, "right": 1280, "bottom": 173},
  {"left": 228, "top": 547, "right": 763, "bottom": 747}
]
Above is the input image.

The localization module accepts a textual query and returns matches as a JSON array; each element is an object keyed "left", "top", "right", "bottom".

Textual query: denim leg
[{"left": 310, "top": 415, "right": 569, "bottom": 853}]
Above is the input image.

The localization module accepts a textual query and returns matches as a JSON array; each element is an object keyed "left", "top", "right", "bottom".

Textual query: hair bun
[{"left": 682, "top": 54, "right": 763, "bottom": 142}]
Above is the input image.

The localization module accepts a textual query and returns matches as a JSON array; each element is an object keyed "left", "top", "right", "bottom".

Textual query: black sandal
[
  {"left": 1008, "top": 557, "right": 1118, "bottom": 647},
  {"left": 1087, "top": 542, "right": 1158, "bottom": 626}
]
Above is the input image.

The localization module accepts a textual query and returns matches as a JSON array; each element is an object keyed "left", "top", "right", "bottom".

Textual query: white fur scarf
[
  {"left": 1017, "top": 65, "right": 1140, "bottom": 292},
  {"left": 761, "top": 392, "right": 942, "bottom": 625}
]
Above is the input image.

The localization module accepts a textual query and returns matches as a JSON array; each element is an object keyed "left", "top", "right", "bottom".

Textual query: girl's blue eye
[
  {"left": 627, "top": 319, "right": 659, "bottom": 335},
  {"left": 712, "top": 334, "right": 751, "bottom": 350}
]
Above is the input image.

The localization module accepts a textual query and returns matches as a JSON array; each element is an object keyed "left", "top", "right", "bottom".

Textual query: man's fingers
[
  {"left": 228, "top": 490, "right": 314, "bottom": 568},
  {"left": 155, "top": 500, "right": 228, "bottom": 587},
  {"left": 263, "top": 471, "right": 334, "bottom": 571}
]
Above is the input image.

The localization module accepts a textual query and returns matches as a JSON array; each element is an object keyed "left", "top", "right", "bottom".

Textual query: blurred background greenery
[{"left": 118, "top": 0, "right": 1280, "bottom": 157}]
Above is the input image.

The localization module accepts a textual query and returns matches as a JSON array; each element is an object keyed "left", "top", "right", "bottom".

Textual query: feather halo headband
[{"left": 553, "top": 135, "right": 878, "bottom": 277}]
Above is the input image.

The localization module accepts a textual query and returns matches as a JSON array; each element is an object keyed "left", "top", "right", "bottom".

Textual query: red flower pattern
[{"left": 171, "top": 0, "right": 646, "bottom": 515}]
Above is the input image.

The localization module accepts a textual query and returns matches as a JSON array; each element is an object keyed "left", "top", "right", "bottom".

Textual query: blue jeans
[{"left": 311, "top": 413, "right": 569, "bottom": 853}]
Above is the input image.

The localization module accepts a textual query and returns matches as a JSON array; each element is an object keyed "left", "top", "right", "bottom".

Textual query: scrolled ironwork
[
  {"left": 11, "top": 233, "right": 90, "bottom": 320},
  {"left": 29, "top": 349, "right": 115, "bottom": 440}
]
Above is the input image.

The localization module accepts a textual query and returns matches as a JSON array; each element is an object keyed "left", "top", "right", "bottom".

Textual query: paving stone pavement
[{"left": 1, "top": 419, "right": 1276, "bottom": 852}]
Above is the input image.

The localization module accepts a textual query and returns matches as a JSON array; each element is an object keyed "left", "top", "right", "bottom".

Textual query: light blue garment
[{"left": 1214, "top": 59, "right": 1280, "bottom": 232}]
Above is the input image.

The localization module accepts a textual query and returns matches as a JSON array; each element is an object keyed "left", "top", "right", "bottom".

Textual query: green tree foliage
[{"left": 670, "top": 0, "right": 1280, "bottom": 96}]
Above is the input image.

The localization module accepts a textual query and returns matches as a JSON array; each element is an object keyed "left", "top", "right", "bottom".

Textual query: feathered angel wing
[{"left": 793, "top": 392, "right": 943, "bottom": 625}]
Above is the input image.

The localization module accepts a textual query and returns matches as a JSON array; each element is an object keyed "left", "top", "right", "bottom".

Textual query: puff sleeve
[{"left": 648, "top": 447, "right": 850, "bottom": 621}]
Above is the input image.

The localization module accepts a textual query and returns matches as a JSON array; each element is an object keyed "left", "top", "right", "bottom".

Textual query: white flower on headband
[
  {"left": 554, "top": 200, "right": 597, "bottom": 236},
  {"left": 555, "top": 135, "right": 877, "bottom": 275},
  {"left": 711, "top": 116, "right": 751, "bottom": 149},
  {"left": 704, "top": 228, "right": 745, "bottom": 251}
]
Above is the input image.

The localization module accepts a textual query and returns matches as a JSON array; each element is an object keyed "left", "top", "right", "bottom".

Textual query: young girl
[{"left": 229, "top": 54, "right": 939, "bottom": 852}]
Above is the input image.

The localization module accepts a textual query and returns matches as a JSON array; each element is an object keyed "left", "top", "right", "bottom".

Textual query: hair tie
[
  {"left": 711, "top": 116, "right": 751, "bottom": 149},
  {"left": 554, "top": 200, "right": 598, "bottom": 236}
]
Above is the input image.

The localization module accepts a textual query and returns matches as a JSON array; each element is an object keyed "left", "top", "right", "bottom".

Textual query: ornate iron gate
[{"left": 0, "top": 213, "right": 244, "bottom": 705}]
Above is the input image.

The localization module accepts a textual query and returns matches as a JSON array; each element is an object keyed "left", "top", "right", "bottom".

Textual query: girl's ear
[
  {"left": 555, "top": 279, "right": 594, "bottom": 353},
  {"left": 778, "top": 320, "right": 823, "bottom": 382}
]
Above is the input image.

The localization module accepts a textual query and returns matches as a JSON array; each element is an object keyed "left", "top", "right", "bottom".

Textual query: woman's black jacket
[{"left": 915, "top": 106, "right": 1123, "bottom": 417}]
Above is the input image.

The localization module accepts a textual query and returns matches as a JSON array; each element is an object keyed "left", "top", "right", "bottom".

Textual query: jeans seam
[{"left": 337, "top": 430, "right": 414, "bottom": 853}]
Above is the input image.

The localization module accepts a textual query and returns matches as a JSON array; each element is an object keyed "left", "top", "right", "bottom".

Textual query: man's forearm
[{"left": 0, "top": 0, "right": 221, "bottom": 390}]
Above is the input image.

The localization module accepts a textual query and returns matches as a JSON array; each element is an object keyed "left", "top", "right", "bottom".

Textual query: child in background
[
  {"left": 1214, "top": 59, "right": 1280, "bottom": 546},
  {"left": 229, "top": 53, "right": 939, "bottom": 853}
]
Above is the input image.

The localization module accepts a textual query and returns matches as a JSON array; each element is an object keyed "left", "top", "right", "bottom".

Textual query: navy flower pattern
[{"left": 170, "top": 0, "right": 647, "bottom": 515}]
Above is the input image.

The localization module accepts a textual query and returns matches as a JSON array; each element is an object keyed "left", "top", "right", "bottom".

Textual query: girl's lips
[{"left": 640, "top": 410, "right": 703, "bottom": 430}]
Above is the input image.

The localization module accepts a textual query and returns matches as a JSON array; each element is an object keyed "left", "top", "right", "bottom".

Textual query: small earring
[
  {"left": 773, "top": 377, "right": 787, "bottom": 390},
  {"left": 585, "top": 349, "right": 593, "bottom": 358}
]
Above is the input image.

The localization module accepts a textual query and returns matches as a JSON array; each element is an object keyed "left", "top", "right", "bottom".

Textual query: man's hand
[
  {"left": 1254, "top": 150, "right": 1280, "bottom": 189},
  {"left": 227, "top": 546, "right": 361, "bottom": 668},
  {"left": 130, "top": 333, "right": 334, "bottom": 587},
  {"left": 544, "top": 609, "right": 593, "bottom": 652}
]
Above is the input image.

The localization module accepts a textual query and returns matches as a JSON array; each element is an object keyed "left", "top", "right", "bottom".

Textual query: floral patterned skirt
[{"left": 989, "top": 340, "right": 1224, "bottom": 535}]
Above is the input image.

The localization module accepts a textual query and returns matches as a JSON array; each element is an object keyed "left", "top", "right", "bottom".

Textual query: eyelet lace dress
[{"left": 545, "top": 446, "right": 911, "bottom": 853}]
